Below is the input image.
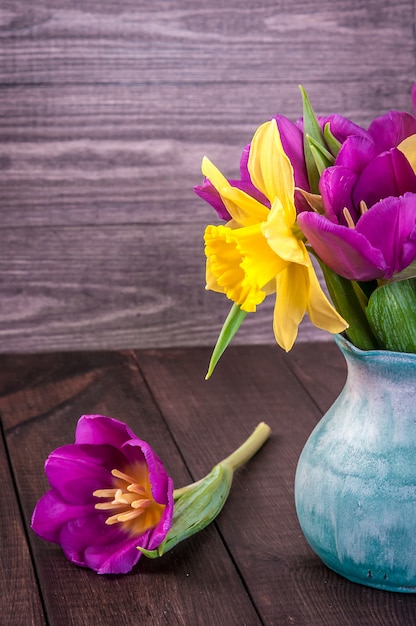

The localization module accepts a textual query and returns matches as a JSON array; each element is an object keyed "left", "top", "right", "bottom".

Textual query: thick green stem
[
  {"left": 220, "top": 422, "right": 271, "bottom": 472},
  {"left": 318, "top": 259, "right": 378, "bottom": 351},
  {"left": 173, "top": 422, "right": 271, "bottom": 498}
]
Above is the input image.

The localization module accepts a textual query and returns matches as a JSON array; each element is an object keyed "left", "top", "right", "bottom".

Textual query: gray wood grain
[{"left": 1, "top": 0, "right": 415, "bottom": 351}]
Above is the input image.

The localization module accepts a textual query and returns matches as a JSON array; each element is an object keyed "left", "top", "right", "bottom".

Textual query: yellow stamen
[
  {"left": 131, "top": 499, "right": 152, "bottom": 509},
  {"left": 105, "top": 508, "right": 146, "bottom": 525},
  {"left": 93, "top": 464, "right": 166, "bottom": 534},
  {"left": 127, "top": 484, "right": 147, "bottom": 495},
  {"left": 359, "top": 200, "right": 368, "bottom": 215},
  {"left": 94, "top": 502, "right": 126, "bottom": 511},
  {"left": 92, "top": 488, "right": 118, "bottom": 498},
  {"left": 111, "top": 469, "right": 137, "bottom": 484},
  {"left": 343, "top": 207, "right": 355, "bottom": 229}
]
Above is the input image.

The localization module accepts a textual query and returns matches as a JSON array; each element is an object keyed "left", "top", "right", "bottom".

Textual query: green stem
[
  {"left": 173, "top": 477, "right": 204, "bottom": 499},
  {"left": 173, "top": 422, "right": 271, "bottom": 498},
  {"left": 220, "top": 422, "right": 271, "bottom": 472},
  {"left": 318, "top": 258, "right": 378, "bottom": 351}
]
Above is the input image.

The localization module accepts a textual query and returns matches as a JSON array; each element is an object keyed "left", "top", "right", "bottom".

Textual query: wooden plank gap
[{"left": 0, "top": 419, "right": 46, "bottom": 625}]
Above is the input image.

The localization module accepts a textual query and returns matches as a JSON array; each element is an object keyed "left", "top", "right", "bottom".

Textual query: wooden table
[{"left": 2, "top": 342, "right": 416, "bottom": 625}]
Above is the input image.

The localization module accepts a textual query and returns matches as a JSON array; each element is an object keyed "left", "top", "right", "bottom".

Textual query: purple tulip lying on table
[{"left": 31, "top": 414, "right": 271, "bottom": 574}]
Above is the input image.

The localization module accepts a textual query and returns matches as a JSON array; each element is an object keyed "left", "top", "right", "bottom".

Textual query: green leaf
[
  {"left": 299, "top": 85, "right": 327, "bottom": 194},
  {"left": 366, "top": 278, "right": 416, "bottom": 352},
  {"left": 307, "top": 135, "right": 334, "bottom": 176},
  {"left": 323, "top": 122, "right": 341, "bottom": 158},
  {"left": 206, "top": 303, "right": 248, "bottom": 379}
]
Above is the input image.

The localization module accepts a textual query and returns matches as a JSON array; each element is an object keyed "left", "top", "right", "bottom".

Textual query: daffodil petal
[
  {"left": 273, "top": 264, "right": 308, "bottom": 352},
  {"left": 202, "top": 157, "right": 269, "bottom": 226},
  {"left": 248, "top": 120, "right": 295, "bottom": 203},
  {"left": 262, "top": 198, "right": 306, "bottom": 266},
  {"left": 306, "top": 263, "right": 348, "bottom": 333},
  {"left": 398, "top": 133, "right": 416, "bottom": 173}
]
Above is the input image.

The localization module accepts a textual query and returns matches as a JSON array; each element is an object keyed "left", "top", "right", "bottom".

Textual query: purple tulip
[
  {"left": 299, "top": 193, "right": 416, "bottom": 280},
  {"left": 319, "top": 113, "right": 369, "bottom": 145},
  {"left": 298, "top": 92, "right": 416, "bottom": 281},
  {"left": 31, "top": 415, "right": 174, "bottom": 574}
]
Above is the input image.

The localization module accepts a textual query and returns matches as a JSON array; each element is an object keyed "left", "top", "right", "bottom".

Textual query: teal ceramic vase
[{"left": 294, "top": 333, "right": 416, "bottom": 592}]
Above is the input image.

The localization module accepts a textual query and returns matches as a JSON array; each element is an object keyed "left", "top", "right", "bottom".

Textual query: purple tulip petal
[
  {"left": 322, "top": 114, "right": 368, "bottom": 144},
  {"left": 273, "top": 115, "right": 310, "bottom": 191},
  {"left": 147, "top": 480, "right": 175, "bottom": 550},
  {"left": 121, "top": 438, "right": 171, "bottom": 505},
  {"left": 335, "top": 135, "right": 379, "bottom": 174},
  {"left": 85, "top": 532, "right": 150, "bottom": 574},
  {"left": 194, "top": 178, "right": 232, "bottom": 221},
  {"left": 298, "top": 211, "right": 387, "bottom": 280},
  {"left": 352, "top": 148, "right": 416, "bottom": 210},
  {"left": 194, "top": 172, "right": 269, "bottom": 221},
  {"left": 75, "top": 414, "right": 136, "bottom": 448},
  {"left": 357, "top": 193, "right": 416, "bottom": 276},
  {"left": 319, "top": 166, "right": 358, "bottom": 222},
  {"left": 368, "top": 110, "right": 416, "bottom": 152},
  {"left": 31, "top": 490, "right": 93, "bottom": 543},
  {"left": 59, "top": 513, "right": 142, "bottom": 573},
  {"left": 45, "top": 444, "right": 125, "bottom": 504}
]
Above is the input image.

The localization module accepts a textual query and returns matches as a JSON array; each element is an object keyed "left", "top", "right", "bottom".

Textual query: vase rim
[{"left": 335, "top": 333, "right": 416, "bottom": 363}]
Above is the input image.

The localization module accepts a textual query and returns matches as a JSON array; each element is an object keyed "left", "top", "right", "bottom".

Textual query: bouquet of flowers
[
  {"left": 195, "top": 86, "right": 416, "bottom": 377},
  {"left": 30, "top": 86, "right": 416, "bottom": 576}
]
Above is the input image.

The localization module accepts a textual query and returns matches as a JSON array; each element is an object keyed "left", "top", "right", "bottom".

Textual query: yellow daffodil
[{"left": 203, "top": 119, "right": 348, "bottom": 351}]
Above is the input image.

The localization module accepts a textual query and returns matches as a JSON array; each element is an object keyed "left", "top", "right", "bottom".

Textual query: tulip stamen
[
  {"left": 111, "top": 468, "right": 137, "bottom": 484},
  {"left": 93, "top": 465, "right": 166, "bottom": 532},
  {"left": 343, "top": 207, "right": 355, "bottom": 229},
  {"left": 131, "top": 498, "right": 152, "bottom": 509},
  {"left": 127, "top": 484, "right": 147, "bottom": 495},
  {"left": 106, "top": 507, "right": 148, "bottom": 525},
  {"left": 93, "top": 488, "right": 118, "bottom": 499},
  {"left": 359, "top": 200, "right": 369, "bottom": 215}
]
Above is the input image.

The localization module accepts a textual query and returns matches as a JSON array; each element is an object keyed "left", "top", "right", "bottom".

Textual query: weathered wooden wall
[{"left": 1, "top": 0, "right": 415, "bottom": 352}]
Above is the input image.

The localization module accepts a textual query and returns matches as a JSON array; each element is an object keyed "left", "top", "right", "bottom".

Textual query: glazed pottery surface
[{"left": 295, "top": 334, "right": 416, "bottom": 592}]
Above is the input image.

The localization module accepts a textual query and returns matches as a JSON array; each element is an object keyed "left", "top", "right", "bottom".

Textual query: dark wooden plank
[
  {"left": 136, "top": 344, "right": 416, "bottom": 625},
  {"left": 0, "top": 429, "right": 45, "bottom": 625},
  {"left": 286, "top": 339, "right": 348, "bottom": 414},
  {"left": 1, "top": 350, "right": 261, "bottom": 626}
]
